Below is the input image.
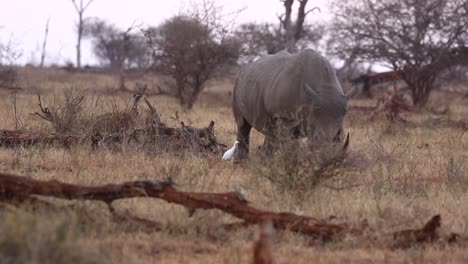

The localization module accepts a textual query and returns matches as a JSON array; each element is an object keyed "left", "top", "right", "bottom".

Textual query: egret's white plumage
[{"left": 222, "top": 141, "right": 240, "bottom": 161}]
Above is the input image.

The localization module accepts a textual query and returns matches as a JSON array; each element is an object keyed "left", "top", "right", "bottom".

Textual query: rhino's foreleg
[
  {"left": 235, "top": 118, "right": 252, "bottom": 161},
  {"left": 260, "top": 136, "right": 275, "bottom": 157}
]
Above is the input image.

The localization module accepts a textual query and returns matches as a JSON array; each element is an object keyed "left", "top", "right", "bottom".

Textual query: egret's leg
[{"left": 235, "top": 118, "right": 252, "bottom": 161}]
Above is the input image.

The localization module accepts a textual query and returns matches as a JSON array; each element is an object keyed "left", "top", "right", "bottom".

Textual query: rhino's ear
[
  {"left": 304, "top": 83, "right": 320, "bottom": 101},
  {"left": 344, "top": 84, "right": 358, "bottom": 100}
]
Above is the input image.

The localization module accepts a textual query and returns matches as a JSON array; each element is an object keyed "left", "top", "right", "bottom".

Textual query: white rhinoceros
[{"left": 232, "top": 49, "right": 357, "bottom": 159}]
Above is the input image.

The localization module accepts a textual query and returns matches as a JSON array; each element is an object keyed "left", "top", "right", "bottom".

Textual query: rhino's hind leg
[{"left": 235, "top": 118, "right": 252, "bottom": 162}]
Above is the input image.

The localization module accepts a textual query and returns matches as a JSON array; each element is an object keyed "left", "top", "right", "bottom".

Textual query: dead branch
[
  {"left": 370, "top": 91, "right": 412, "bottom": 122},
  {"left": 143, "top": 96, "right": 161, "bottom": 124},
  {"left": 0, "top": 173, "right": 361, "bottom": 240},
  {"left": 31, "top": 94, "right": 53, "bottom": 122},
  {"left": 1, "top": 173, "right": 466, "bottom": 246},
  {"left": 253, "top": 220, "right": 274, "bottom": 264},
  {"left": 392, "top": 214, "right": 441, "bottom": 249}
]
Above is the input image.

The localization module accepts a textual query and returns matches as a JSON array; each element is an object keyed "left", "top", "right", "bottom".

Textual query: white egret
[{"left": 222, "top": 141, "right": 240, "bottom": 161}]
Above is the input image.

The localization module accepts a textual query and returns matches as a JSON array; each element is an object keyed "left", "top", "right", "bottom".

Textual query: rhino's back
[
  {"left": 233, "top": 49, "right": 342, "bottom": 134},
  {"left": 234, "top": 51, "right": 292, "bottom": 130}
]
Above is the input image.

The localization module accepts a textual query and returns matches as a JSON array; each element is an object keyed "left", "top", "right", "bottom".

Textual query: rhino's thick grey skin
[{"left": 232, "top": 49, "right": 356, "bottom": 160}]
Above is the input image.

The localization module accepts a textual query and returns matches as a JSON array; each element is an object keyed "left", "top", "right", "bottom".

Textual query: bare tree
[
  {"left": 144, "top": 2, "right": 241, "bottom": 109},
  {"left": 279, "top": 0, "right": 320, "bottom": 52},
  {"left": 39, "top": 18, "right": 50, "bottom": 68},
  {"left": 118, "top": 24, "right": 141, "bottom": 91},
  {"left": 69, "top": 0, "right": 95, "bottom": 69},
  {"left": 330, "top": 0, "right": 468, "bottom": 107},
  {"left": 235, "top": 0, "right": 322, "bottom": 61}
]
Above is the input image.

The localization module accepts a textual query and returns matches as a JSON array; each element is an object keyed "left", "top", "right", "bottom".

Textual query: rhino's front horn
[
  {"left": 344, "top": 85, "right": 358, "bottom": 100},
  {"left": 342, "top": 132, "right": 350, "bottom": 151}
]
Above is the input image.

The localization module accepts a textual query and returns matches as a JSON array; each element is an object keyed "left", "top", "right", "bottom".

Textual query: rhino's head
[{"left": 302, "top": 83, "right": 357, "bottom": 151}]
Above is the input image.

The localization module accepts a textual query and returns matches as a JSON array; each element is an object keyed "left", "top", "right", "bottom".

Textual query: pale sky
[{"left": 0, "top": 0, "right": 330, "bottom": 66}]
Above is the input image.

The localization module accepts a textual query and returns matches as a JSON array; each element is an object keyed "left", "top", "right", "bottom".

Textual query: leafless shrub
[
  {"left": 31, "top": 88, "right": 161, "bottom": 136},
  {"left": 251, "top": 119, "right": 353, "bottom": 196},
  {"left": 367, "top": 135, "right": 432, "bottom": 198},
  {"left": 31, "top": 89, "right": 87, "bottom": 134},
  {"left": 143, "top": 1, "right": 242, "bottom": 109}
]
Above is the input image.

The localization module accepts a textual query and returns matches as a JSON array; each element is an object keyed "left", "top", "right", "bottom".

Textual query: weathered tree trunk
[
  {"left": 175, "top": 75, "right": 186, "bottom": 106},
  {"left": 187, "top": 81, "right": 204, "bottom": 109},
  {"left": 279, "top": 0, "right": 316, "bottom": 53},
  {"left": 403, "top": 69, "right": 436, "bottom": 108},
  {"left": 70, "top": 0, "right": 96, "bottom": 69},
  {"left": 119, "top": 33, "right": 130, "bottom": 91},
  {"left": 76, "top": 11, "right": 83, "bottom": 69},
  {"left": 362, "top": 79, "right": 373, "bottom": 98},
  {"left": 39, "top": 18, "right": 50, "bottom": 68},
  {"left": 282, "top": 0, "right": 295, "bottom": 52}
]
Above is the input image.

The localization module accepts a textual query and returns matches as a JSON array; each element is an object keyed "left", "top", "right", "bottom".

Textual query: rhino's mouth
[
  {"left": 332, "top": 128, "right": 350, "bottom": 152},
  {"left": 301, "top": 130, "right": 350, "bottom": 155}
]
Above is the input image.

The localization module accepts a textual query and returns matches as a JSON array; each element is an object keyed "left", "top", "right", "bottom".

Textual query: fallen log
[
  {"left": 0, "top": 172, "right": 360, "bottom": 240},
  {"left": 0, "top": 130, "right": 81, "bottom": 148},
  {"left": 0, "top": 124, "right": 228, "bottom": 156}
]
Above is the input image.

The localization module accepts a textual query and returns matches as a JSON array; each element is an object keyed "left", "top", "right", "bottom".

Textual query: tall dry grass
[{"left": 0, "top": 68, "right": 467, "bottom": 263}]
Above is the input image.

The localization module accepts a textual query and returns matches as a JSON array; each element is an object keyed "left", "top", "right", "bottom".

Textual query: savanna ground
[{"left": 0, "top": 67, "right": 467, "bottom": 263}]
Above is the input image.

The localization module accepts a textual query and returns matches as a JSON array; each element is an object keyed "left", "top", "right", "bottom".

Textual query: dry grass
[{"left": 0, "top": 67, "right": 468, "bottom": 263}]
